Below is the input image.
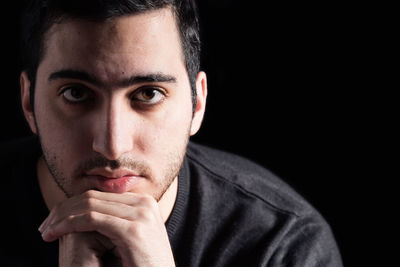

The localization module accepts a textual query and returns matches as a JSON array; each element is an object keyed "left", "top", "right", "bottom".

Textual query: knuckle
[
  {"left": 137, "top": 207, "right": 152, "bottom": 220},
  {"left": 139, "top": 194, "right": 156, "bottom": 208},
  {"left": 83, "top": 190, "right": 97, "bottom": 198},
  {"left": 85, "top": 211, "right": 98, "bottom": 223},
  {"left": 84, "top": 196, "right": 97, "bottom": 209},
  {"left": 127, "top": 222, "right": 145, "bottom": 239}
]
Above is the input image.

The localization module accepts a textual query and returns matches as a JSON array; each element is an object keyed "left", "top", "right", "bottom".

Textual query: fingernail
[
  {"left": 41, "top": 227, "right": 50, "bottom": 238},
  {"left": 41, "top": 229, "right": 48, "bottom": 241},
  {"left": 38, "top": 218, "right": 49, "bottom": 233}
]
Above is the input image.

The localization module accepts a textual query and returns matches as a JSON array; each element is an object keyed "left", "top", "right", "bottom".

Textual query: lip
[
  {"left": 85, "top": 168, "right": 145, "bottom": 193},
  {"left": 86, "top": 168, "right": 141, "bottom": 179}
]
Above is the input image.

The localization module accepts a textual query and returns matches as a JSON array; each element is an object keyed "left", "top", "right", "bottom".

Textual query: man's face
[{"left": 23, "top": 8, "right": 205, "bottom": 200}]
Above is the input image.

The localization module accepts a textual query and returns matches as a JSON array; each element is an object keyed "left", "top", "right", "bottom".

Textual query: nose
[{"left": 92, "top": 98, "right": 134, "bottom": 160}]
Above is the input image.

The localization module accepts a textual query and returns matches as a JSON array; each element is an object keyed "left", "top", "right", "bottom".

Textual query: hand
[
  {"left": 58, "top": 232, "right": 122, "bottom": 267},
  {"left": 39, "top": 190, "right": 175, "bottom": 267}
]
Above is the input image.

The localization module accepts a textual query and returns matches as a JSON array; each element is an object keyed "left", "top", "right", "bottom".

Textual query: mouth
[{"left": 85, "top": 168, "right": 145, "bottom": 193}]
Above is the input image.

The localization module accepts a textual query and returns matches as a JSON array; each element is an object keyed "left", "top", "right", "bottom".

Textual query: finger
[
  {"left": 38, "top": 216, "right": 50, "bottom": 232},
  {"left": 40, "top": 191, "right": 157, "bottom": 233},
  {"left": 81, "top": 190, "right": 157, "bottom": 208},
  {"left": 39, "top": 194, "right": 88, "bottom": 233},
  {"left": 42, "top": 211, "right": 130, "bottom": 243}
]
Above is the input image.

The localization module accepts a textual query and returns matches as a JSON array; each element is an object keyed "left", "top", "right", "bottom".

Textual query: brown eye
[
  {"left": 132, "top": 87, "right": 165, "bottom": 104},
  {"left": 142, "top": 89, "right": 156, "bottom": 100},
  {"left": 61, "top": 86, "right": 92, "bottom": 103}
]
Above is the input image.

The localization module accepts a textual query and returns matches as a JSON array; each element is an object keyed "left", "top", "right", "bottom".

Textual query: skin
[{"left": 20, "top": 7, "right": 207, "bottom": 266}]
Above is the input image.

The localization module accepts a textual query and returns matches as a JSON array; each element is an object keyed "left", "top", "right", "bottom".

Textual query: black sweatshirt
[{"left": 0, "top": 136, "right": 343, "bottom": 266}]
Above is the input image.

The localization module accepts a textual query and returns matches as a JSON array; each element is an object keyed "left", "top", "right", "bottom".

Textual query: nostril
[{"left": 92, "top": 130, "right": 133, "bottom": 161}]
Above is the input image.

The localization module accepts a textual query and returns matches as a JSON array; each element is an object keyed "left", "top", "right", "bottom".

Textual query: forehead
[{"left": 39, "top": 7, "right": 185, "bottom": 84}]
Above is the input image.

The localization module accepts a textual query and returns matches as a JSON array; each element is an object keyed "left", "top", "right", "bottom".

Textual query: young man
[{"left": 1, "top": 0, "right": 342, "bottom": 266}]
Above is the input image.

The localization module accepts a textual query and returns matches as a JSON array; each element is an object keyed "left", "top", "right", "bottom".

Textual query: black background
[{"left": 2, "top": 1, "right": 393, "bottom": 266}]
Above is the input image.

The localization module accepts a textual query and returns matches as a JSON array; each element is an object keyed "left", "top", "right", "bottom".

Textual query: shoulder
[
  {"left": 186, "top": 142, "right": 312, "bottom": 217},
  {"left": 184, "top": 142, "right": 343, "bottom": 265}
]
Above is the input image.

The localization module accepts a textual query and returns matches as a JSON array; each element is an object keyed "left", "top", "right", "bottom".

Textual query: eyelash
[
  {"left": 131, "top": 87, "right": 167, "bottom": 105},
  {"left": 58, "top": 85, "right": 92, "bottom": 106},
  {"left": 58, "top": 85, "right": 167, "bottom": 106}
]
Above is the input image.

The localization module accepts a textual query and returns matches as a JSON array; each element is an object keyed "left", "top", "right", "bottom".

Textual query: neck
[
  {"left": 36, "top": 156, "right": 178, "bottom": 222},
  {"left": 158, "top": 176, "right": 178, "bottom": 222}
]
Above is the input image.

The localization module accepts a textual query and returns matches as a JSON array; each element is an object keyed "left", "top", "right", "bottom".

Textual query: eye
[
  {"left": 60, "top": 86, "right": 92, "bottom": 103},
  {"left": 131, "top": 87, "right": 166, "bottom": 105}
]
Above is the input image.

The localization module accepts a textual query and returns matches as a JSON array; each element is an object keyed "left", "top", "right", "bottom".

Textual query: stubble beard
[{"left": 37, "top": 129, "right": 190, "bottom": 202}]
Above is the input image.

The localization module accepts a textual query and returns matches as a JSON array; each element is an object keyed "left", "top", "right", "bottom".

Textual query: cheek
[
  {"left": 137, "top": 98, "right": 192, "bottom": 156},
  {"left": 34, "top": 97, "right": 90, "bottom": 158}
]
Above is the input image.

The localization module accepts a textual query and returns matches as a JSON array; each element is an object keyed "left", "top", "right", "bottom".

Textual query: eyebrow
[{"left": 48, "top": 69, "right": 177, "bottom": 88}]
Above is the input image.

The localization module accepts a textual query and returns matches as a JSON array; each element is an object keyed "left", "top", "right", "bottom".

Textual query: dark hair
[{"left": 20, "top": 0, "right": 201, "bottom": 111}]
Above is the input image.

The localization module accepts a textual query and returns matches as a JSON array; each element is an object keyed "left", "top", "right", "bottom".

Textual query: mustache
[{"left": 74, "top": 154, "right": 152, "bottom": 178}]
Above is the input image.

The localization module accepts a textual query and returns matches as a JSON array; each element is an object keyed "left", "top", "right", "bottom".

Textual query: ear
[
  {"left": 20, "top": 71, "right": 38, "bottom": 134},
  {"left": 190, "top": 71, "right": 207, "bottom": 136}
]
